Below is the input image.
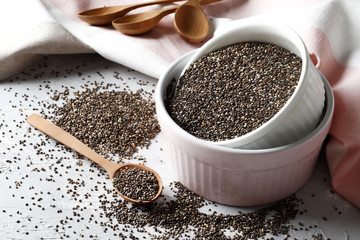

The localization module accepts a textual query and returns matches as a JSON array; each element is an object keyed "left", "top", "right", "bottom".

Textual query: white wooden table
[{"left": 0, "top": 54, "right": 359, "bottom": 239}]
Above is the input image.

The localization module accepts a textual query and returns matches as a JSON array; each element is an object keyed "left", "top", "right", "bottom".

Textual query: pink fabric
[
  {"left": 29, "top": 0, "right": 360, "bottom": 207},
  {"left": 306, "top": 28, "right": 360, "bottom": 208}
]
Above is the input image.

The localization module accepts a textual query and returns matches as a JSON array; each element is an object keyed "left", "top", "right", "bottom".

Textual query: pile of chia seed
[
  {"left": 113, "top": 167, "right": 159, "bottom": 202},
  {"left": 52, "top": 86, "right": 160, "bottom": 158},
  {"left": 168, "top": 42, "right": 302, "bottom": 142}
]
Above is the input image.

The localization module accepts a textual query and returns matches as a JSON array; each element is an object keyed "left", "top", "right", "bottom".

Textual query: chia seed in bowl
[
  {"left": 167, "top": 42, "right": 302, "bottom": 142},
  {"left": 166, "top": 20, "right": 325, "bottom": 149}
]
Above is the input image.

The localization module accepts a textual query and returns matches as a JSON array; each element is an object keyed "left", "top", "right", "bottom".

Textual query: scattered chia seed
[
  {"left": 113, "top": 167, "right": 159, "bottom": 202},
  {"left": 100, "top": 181, "right": 301, "bottom": 239},
  {"left": 168, "top": 42, "right": 302, "bottom": 142},
  {"left": 0, "top": 54, "right": 344, "bottom": 240}
]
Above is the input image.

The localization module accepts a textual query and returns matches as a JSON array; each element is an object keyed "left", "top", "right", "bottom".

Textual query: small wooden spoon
[
  {"left": 174, "top": 0, "right": 221, "bottom": 42},
  {"left": 78, "top": 0, "right": 182, "bottom": 25},
  {"left": 112, "top": 0, "right": 221, "bottom": 36},
  {"left": 26, "top": 114, "right": 163, "bottom": 204}
]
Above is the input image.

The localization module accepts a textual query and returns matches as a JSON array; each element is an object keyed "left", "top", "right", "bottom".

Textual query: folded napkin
[{"left": 1, "top": 0, "right": 359, "bottom": 208}]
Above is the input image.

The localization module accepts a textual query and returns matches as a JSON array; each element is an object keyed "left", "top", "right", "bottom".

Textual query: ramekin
[
  {"left": 179, "top": 19, "right": 325, "bottom": 149},
  {"left": 156, "top": 50, "right": 334, "bottom": 206}
]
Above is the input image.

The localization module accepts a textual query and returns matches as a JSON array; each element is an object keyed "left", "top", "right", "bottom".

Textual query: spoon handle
[
  {"left": 126, "top": 0, "right": 182, "bottom": 10},
  {"left": 26, "top": 114, "right": 117, "bottom": 172},
  {"left": 200, "top": 0, "right": 223, "bottom": 4}
]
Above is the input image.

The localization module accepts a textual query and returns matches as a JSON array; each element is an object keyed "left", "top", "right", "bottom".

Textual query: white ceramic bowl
[
  {"left": 178, "top": 19, "right": 325, "bottom": 149},
  {"left": 156, "top": 50, "right": 334, "bottom": 206}
]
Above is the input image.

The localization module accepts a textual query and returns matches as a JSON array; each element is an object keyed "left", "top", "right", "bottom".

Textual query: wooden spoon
[
  {"left": 112, "top": 0, "right": 221, "bottom": 36},
  {"left": 78, "top": 0, "right": 182, "bottom": 25},
  {"left": 174, "top": 0, "right": 221, "bottom": 42},
  {"left": 26, "top": 114, "right": 163, "bottom": 204}
]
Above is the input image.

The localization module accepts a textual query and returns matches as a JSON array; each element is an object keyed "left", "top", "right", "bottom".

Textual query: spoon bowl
[
  {"left": 27, "top": 114, "right": 163, "bottom": 204},
  {"left": 79, "top": 6, "right": 131, "bottom": 25},
  {"left": 112, "top": 163, "right": 163, "bottom": 203},
  {"left": 174, "top": 0, "right": 209, "bottom": 42},
  {"left": 112, "top": 6, "right": 178, "bottom": 35},
  {"left": 79, "top": 0, "right": 181, "bottom": 25}
]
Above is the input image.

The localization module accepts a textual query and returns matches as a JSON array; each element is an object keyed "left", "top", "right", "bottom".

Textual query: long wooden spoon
[
  {"left": 26, "top": 114, "right": 163, "bottom": 204},
  {"left": 78, "top": 0, "right": 183, "bottom": 25},
  {"left": 112, "top": 0, "right": 221, "bottom": 37}
]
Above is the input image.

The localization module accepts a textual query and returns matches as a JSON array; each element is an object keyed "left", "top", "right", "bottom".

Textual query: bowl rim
[
  {"left": 176, "top": 19, "right": 321, "bottom": 147},
  {"left": 156, "top": 50, "right": 334, "bottom": 155}
]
